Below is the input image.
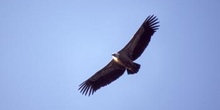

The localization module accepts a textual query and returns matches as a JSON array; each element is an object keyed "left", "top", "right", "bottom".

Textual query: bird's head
[
  {"left": 112, "top": 53, "right": 120, "bottom": 62},
  {"left": 112, "top": 53, "right": 120, "bottom": 58}
]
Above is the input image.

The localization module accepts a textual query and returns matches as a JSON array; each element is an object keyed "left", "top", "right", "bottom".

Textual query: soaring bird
[{"left": 79, "top": 15, "right": 159, "bottom": 96}]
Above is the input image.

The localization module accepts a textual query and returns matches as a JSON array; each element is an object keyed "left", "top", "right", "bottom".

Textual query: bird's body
[
  {"left": 112, "top": 52, "right": 140, "bottom": 74},
  {"left": 79, "top": 15, "right": 159, "bottom": 96}
]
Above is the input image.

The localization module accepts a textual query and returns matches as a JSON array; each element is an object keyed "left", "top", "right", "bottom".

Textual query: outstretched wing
[
  {"left": 119, "top": 15, "right": 159, "bottom": 60},
  {"left": 78, "top": 60, "right": 125, "bottom": 96}
]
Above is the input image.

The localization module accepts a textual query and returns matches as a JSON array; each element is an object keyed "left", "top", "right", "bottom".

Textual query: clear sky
[{"left": 0, "top": 0, "right": 220, "bottom": 110}]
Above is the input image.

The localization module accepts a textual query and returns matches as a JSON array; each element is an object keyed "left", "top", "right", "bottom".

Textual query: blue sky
[{"left": 0, "top": 0, "right": 220, "bottom": 110}]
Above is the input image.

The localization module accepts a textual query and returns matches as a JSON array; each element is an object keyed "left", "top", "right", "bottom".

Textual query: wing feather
[
  {"left": 119, "top": 15, "right": 159, "bottom": 60},
  {"left": 78, "top": 60, "right": 125, "bottom": 96}
]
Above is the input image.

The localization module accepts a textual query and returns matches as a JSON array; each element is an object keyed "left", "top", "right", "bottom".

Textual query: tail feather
[{"left": 127, "top": 62, "right": 140, "bottom": 74}]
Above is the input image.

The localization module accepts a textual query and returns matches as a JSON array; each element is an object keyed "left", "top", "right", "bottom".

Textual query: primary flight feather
[{"left": 79, "top": 15, "right": 159, "bottom": 96}]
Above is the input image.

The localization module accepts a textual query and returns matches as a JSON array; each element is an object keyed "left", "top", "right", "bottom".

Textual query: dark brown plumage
[
  {"left": 79, "top": 15, "right": 159, "bottom": 96},
  {"left": 119, "top": 15, "right": 159, "bottom": 60},
  {"left": 79, "top": 61, "right": 125, "bottom": 96}
]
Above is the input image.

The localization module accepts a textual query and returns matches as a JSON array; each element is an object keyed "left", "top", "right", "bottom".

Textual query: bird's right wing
[{"left": 78, "top": 60, "right": 125, "bottom": 96}]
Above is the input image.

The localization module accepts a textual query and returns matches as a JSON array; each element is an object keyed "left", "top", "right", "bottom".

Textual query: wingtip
[
  {"left": 144, "top": 15, "right": 160, "bottom": 31},
  {"left": 78, "top": 80, "right": 96, "bottom": 96}
]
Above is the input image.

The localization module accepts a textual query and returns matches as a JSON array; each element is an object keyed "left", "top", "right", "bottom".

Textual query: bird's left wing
[
  {"left": 78, "top": 60, "right": 125, "bottom": 96},
  {"left": 119, "top": 15, "right": 159, "bottom": 60}
]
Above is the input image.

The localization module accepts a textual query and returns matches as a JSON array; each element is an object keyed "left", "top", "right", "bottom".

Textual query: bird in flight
[{"left": 79, "top": 15, "right": 159, "bottom": 96}]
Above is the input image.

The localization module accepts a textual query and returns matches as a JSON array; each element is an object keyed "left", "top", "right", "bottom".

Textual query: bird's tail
[{"left": 127, "top": 62, "right": 140, "bottom": 74}]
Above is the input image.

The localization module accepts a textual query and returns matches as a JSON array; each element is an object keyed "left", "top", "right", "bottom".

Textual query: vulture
[{"left": 79, "top": 15, "right": 159, "bottom": 96}]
